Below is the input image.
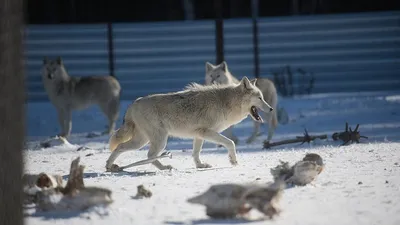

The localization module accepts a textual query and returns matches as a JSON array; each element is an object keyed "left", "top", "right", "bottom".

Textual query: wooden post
[
  {"left": 214, "top": 0, "right": 224, "bottom": 64},
  {"left": 252, "top": 0, "right": 260, "bottom": 78},
  {"left": 0, "top": 0, "right": 25, "bottom": 224}
]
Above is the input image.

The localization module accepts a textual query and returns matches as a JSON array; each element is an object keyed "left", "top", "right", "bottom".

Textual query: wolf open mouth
[{"left": 250, "top": 106, "right": 263, "bottom": 122}]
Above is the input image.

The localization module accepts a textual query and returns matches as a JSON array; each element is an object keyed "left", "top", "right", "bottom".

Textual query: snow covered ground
[{"left": 24, "top": 91, "right": 400, "bottom": 225}]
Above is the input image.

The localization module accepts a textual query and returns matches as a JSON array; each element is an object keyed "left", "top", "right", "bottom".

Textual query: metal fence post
[
  {"left": 107, "top": 22, "right": 115, "bottom": 77},
  {"left": 182, "top": 0, "right": 195, "bottom": 20},
  {"left": 214, "top": 0, "right": 224, "bottom": 64},
  {"left": 252, "top": 0, "right": 260, "bottom": 78}
]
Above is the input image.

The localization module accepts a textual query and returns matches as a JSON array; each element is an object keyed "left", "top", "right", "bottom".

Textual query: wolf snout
[{"left": 269, "top": 107, "right": 274, "bottom": 112}]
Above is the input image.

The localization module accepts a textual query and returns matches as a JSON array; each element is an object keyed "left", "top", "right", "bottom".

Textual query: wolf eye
[
  {"left": 259, "top": 97, "right": 262, "bottom": 100},
  {"left": 216, "top": 75, "right": 220, "bottom": 78}
]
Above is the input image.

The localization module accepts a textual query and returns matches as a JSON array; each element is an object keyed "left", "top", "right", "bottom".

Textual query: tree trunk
[{"left": 0, "top": 0, "right": 25, "bottom": 224}]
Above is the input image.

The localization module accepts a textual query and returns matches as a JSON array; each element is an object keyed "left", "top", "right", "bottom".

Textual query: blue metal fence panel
[
  {"left": 223, "top": 19, "right": 254, "bottom": 77},
  {"left": 256, "top": 11, "right": 400, "bottom": 93},
  {"left": 24, "top": 24, "right": 109, "bottom": 102},
  {"left": 112, "top": 20, "right": 215, "bottom": 100},
  {"left": 24, "top": 11, "right": 400, "bottom": 102}
]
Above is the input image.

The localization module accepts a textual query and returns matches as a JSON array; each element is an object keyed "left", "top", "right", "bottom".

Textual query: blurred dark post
[
  {"left": 214, "top": 0, "right": 224, "bottom": 64},
  {"left": 106, "top": 1, "right": 115, "bottom": 77},
  {"left": 0, "top": 0, "right": 25, "bottom": 224},
  {"left": 251, "top": 0, "right": 260, "bottom": 78},
  {"left": 292, "top": 0, "right": 300, "bottom": 14},
  {"left": 107, "top": 22, "right": 115, "bottom": 77},
  {"left": 69, "top": 0, "right": 76, "bottom": 21},
  {"left": 229, "top": 0, "right": 242, "bottom": 18},
  {"left": 182, "top": 0, "right": 195, "bottom": 20}
]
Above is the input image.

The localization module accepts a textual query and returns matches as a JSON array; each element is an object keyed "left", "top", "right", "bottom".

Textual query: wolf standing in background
[
  {"left": 106, "top": 77, "right": 273, "bottom": 171},
  {"left": 205, "top": 61, "right": 279, "bottom": 144},
  {"left": 42, "top": 57, "right": 121, "bottom": 138}
]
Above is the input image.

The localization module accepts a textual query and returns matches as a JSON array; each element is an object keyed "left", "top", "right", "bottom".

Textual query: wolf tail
[{"left": 109, "top": 120, "right": 135, "bottom": 152}]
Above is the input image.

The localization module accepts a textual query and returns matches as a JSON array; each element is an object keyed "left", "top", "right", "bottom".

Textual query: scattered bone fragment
[
  {"left": 270, "top": 153, "right": 325, "bottom": 186},
  {"left": 187, "top": 181, "right": 285, "bottom": 219},
  {"left": 23, "top": 157, "right": 113, "bottom": 212}
]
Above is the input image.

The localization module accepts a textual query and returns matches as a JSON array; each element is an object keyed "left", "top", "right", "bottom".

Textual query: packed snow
[{"left": 24, "top": 91, "right": 400, "bottom": 225}]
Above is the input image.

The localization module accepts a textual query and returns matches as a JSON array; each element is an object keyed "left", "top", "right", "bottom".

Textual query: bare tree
[{"left": 0, "top": 0, "right": 25, "bottom": 224}]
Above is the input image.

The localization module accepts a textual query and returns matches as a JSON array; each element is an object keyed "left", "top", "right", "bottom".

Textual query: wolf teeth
[{"left": 251, "top": 106, "right": 260, "bottom": 120}]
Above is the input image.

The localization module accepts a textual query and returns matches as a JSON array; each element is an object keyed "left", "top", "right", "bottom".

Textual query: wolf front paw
[
  {"left": 106, "top": 164, "right": 122, "bottom": 172},
  {"left": 56, "top": 134, "right": 68, "bottom": 139},
  {"left": 230, "top": 159, "right": 238, "bottom": 166},
  {"left": 196, "top": 163, "right": 212, "bottom": 169},
  {"left": 229, "top": 155, "right": 238, "bottom": 166}
]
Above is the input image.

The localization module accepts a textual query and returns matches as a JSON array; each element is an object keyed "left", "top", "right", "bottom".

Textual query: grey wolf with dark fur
[{"left": 42, "top": 57, "right": 121, "bottom": 138}]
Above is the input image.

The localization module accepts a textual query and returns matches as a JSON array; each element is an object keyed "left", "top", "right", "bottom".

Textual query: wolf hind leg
[
  {"left": 57, "top": 108, "right": 72, "bottom": 138},
  {"left": 147, "top": 130, "right": 173, "bottom": 170},
  {"left": 99, "top": 98, "right": 120, "bottom": 135},
  {"left": 106, "top": 130, "right": 148, "bottom": 171},
  {"left": 192, "top": 138, "right": 211, "bottom": 168},
  {"left": 196, "top": 128, "right": 238, "bottom": 166}
]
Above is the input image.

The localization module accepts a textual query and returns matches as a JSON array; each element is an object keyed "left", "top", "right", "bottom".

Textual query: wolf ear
[
  {"left": 240, "top": 76, "right": 252, "bottom": 90},
  {"left": 205, "top": 62, "right": 215, "bottom": 73},
  {"left": 250, "top": 78, "right": 257, "bottom": 86},
  {"left": 219, "top": 61, "right": 228, "bottom": 72},
  {"left": 43, "top": 57, "right": 49, "bottom": 65},
  {"left": 56, "top": 56, "right": 63, "bottom": 65}
]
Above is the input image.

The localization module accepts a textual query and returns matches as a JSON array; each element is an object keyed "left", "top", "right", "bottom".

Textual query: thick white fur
[{"left": 106, "top": 77, "right": 273, "bottom": 170}]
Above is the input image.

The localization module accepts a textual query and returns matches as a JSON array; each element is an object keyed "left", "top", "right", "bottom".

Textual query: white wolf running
[
  {"left": 205, "top": 61, "right": 279, "bottom": 144},
  {"left": 42, "top": 57, "right": 121, "bottom": 138},
  {"left": 106, "top": 77, "right": 273, "bottom": 171}
]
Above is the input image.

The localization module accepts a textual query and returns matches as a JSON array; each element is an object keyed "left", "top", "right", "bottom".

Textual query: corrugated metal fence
[{"left": 25, "top": 10, "right": 400, "bottom": 102}]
